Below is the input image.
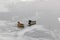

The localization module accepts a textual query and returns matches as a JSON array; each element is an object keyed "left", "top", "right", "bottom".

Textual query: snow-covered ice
[{"left": 0, "top": 21, "right": 59, "bottom": 40}]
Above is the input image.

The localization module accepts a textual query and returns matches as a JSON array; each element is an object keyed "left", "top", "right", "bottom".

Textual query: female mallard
[{"left": 17, "top": 21, "right": 24, "bottom": 28}]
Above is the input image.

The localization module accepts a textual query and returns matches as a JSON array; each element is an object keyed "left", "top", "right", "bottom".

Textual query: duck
[
  {"left": 17, "top": 21, "right": 24, "bottom": 28},
  {"left": 28, "top": 20, "right": 36, "bottom": 26}
]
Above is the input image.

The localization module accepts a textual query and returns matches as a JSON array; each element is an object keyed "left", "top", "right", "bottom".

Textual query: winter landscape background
[{"left": 0, "top": 0, "right": 60, "bottom": 40}]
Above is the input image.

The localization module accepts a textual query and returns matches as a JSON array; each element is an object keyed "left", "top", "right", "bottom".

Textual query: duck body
[
  {"left": 28, "top": 20, "right": 36, "bottom": 26},
  {"left": 17, "top": 21, "right": 24, "bottom": 28}
]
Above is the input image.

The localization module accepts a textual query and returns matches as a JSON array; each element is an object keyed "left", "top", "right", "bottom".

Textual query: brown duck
[{"left": 17, "top": 21, "right": 24, "bottom": 28}]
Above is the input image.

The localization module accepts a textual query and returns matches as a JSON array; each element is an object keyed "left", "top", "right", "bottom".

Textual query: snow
[{"left": 0, "top": 21, "right": 59, "bottom": 40}]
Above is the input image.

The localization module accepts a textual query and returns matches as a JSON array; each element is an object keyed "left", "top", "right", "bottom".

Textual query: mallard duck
[
  {"left": 28, "top": 20, "right": 36, "bottom": 26},
  {"left": 17, "top": 21, "right": 24, "bottom": 28}
]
